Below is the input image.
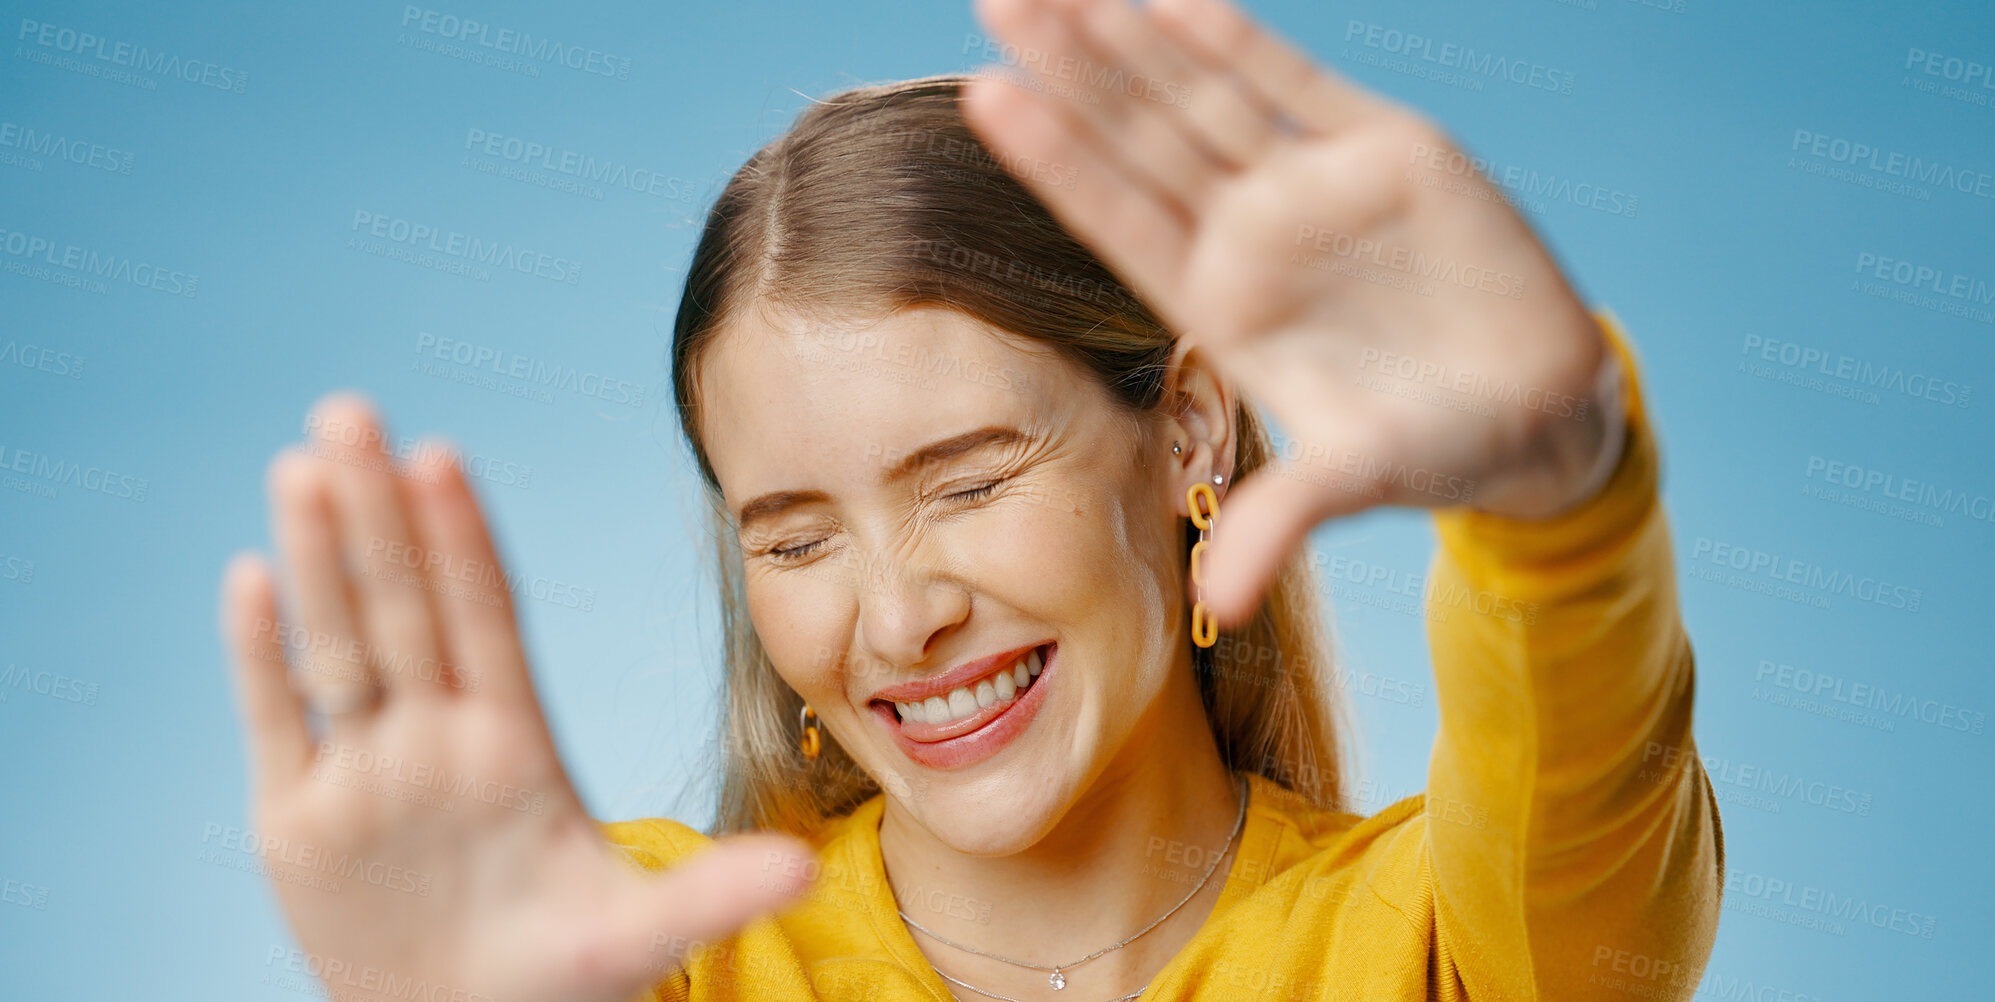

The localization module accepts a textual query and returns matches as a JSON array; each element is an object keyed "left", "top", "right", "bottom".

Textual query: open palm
[
  {"left": 221, "top": 398, "right": 814, "bottom": 1002},
  {"left": 960, "top": 0, "right": 1626, "bottom": 624}
]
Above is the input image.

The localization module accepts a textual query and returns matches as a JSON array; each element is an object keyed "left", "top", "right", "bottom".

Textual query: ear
[{"left": 1159, "top": 343, "right": 1237, "bottom": 517}]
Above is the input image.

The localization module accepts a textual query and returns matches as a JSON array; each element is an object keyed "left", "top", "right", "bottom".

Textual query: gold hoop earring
[
  {"left": 799, "top": 704, "right": 821, "bottom": 760},
  {"left": 1187, "top": 482, "right": 1219, "bottom": 648}
]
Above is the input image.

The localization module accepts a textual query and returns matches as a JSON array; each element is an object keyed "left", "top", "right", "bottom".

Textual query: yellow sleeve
[{"left": 1421, "top": 312, "right": 1724, "bottom": 999}]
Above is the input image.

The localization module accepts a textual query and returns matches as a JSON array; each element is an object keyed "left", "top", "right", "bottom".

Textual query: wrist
[{"left": 1470, "top": 322, "right": 1629, "bottom": 521}]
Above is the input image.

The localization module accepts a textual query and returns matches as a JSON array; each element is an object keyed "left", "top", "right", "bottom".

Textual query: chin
[
  {"left": 858, "top": 641, "right": 1091, "bottom": 854},
  {"left": 899, "top": 768, "right": 1074, "bottom": 857}
]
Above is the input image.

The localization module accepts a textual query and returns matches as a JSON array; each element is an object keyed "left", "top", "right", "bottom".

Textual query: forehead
[{"left": 697, "top": 306, "right": 1097, "bottom": 503}]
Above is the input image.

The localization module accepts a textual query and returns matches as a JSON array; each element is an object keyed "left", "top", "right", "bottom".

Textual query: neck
[{"left": 876, "top": 657, "right": 1242, "bottom": 998}]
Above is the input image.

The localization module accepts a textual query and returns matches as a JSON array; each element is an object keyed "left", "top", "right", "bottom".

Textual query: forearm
[{"left": 1421, "top": 314, "right": 1723, "bottom": 998}]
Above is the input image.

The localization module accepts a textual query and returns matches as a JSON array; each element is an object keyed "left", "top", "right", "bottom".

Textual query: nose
[{"left": 852, "top": 546, "right": 972, "bottom": 677}]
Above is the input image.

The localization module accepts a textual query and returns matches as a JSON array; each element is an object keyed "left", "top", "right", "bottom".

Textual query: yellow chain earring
[
  {"left": 1188, "top": 481, "right": 1220, "bottom": 648},
  {"left": 799, "top": 704, "right": 821, "bottom": 760}
]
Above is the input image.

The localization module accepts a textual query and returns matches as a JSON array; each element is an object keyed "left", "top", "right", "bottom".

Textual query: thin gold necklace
[{"left": 895, "top": 773, "right": 1249, "bottom": 995}]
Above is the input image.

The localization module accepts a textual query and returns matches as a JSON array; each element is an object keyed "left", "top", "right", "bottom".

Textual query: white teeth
[{"left": 898, "top": 650, "right": 1047, "bottom": 726}]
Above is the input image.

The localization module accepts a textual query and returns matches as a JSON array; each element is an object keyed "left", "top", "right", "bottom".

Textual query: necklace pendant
[{"left": 1049, "top": 971, "right": 1066, "bottom": 991}]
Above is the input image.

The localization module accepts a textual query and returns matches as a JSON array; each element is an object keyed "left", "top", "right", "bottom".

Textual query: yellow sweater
[{"left": 602, "top": 313, "right": 1724, "bottom": 1000}]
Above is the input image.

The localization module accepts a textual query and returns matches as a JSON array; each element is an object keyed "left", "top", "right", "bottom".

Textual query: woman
[{"left": 219, "top": 0, "right": 1722, "bottom": 999}]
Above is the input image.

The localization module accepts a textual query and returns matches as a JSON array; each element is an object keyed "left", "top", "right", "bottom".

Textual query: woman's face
[{"left": 699, "top": 306, "right": 1215, "bottom": 854}]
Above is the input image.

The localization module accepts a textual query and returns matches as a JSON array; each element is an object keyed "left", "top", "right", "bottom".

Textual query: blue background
[{"left": 3, "top": 0, "right": 1989, "bottom": 997}]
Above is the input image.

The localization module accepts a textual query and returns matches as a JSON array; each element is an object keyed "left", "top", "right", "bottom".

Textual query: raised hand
[
  {"left": 220, "top": 395, "right": 815, "bottom": 1002},
  {"left": 959, "top": 0, "right": 1628, "bottom": 625}
]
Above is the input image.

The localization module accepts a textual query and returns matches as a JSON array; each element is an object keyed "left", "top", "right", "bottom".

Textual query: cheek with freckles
[
  {"left": 745, "top": 564, "right": 860, "bottom": 734},
  {"left": 972, "top": 468, "right": 1179, "bottom": 732}
]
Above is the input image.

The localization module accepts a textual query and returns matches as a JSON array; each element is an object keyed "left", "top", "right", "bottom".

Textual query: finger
[
  {"left": 221, "top": 551, "right": 313, "bottom": 793},
  {"left": 269, "top": 447, "right": 380, "bottom": 719},
  {"left": 1201, "top": 462, "right": 1377, "bottom": 627},
  {"left": 988, "top": 0, "right": 1226, "bottom": 213},
  {"left": 605, "top": 834, "right": 818, "bottom": 979},
  {"left": 960, "top": 69, "right": 1190, "bottom": 317},
  {"left": 308, "top": 394, "right": 448, "bottom": 705},
  {"left": 1067, "top": 0, "right": 1284, "bottom": 170},
  {"left": 402, "top": 439, "right": 534, "bottom": 707},
  {"left": 1149, "top": 0, "right": 1389, "bottom": 136}
]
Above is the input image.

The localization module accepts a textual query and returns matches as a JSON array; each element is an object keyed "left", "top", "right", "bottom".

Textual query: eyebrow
[{"left": 733, "top": 426, "right": 1029, "bottom": 529}]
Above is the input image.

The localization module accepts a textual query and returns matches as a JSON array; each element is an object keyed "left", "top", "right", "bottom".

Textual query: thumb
[
  {"left": 607, "top": 833, "right": 818, "bottom": 983},
  {"left": 1202, "top": 462, "right": 1379, "bottom": 627}
]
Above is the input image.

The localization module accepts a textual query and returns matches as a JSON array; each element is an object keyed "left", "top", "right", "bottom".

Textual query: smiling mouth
[
  {"left": 868, "top": 643, "right": 1056, "bottom": 767},
  {"left": 887, "top": 645, "right": 1045, "bottom": 728}
]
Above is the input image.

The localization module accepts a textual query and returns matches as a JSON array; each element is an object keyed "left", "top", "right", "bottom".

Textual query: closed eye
[
  {"left": 763, "top": 480, "right": 1004, "bottom": 560},
  {"left": 768, "top": 538, "right": 827, "bottom": 562},
  {"left": 947, "top": 480, "right": 1002, "bottom": 503}
]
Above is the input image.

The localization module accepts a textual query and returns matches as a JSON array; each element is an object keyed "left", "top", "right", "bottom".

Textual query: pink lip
[
  {"left": 870, "top": 643, "right": 1056, "bottom": 771},
  {"left": 868, "top": 641, "right": 1047, "bottom": 704}
]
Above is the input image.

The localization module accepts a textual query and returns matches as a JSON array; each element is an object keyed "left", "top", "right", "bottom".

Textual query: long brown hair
[{"left": 670, "top": 74, "right": 1346, "bottom": 837}]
